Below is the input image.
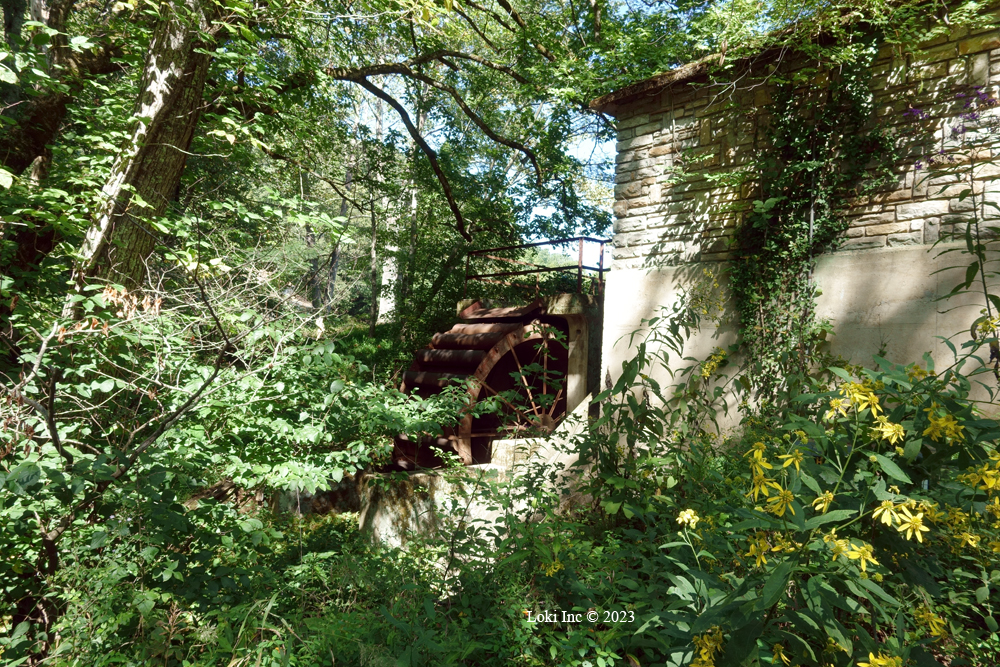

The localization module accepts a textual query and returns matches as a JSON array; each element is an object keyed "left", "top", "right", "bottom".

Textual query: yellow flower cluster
[
  {"left": 922, "top": 403, "right": 964, "bottom": 443},
  {"left": 858, "top": 652, "right": 903, "bottom": 667},
  {"left": 846, "top": 542, "right": 879, "bottom": 572},
  {"left": 542, "top": 560, "right": 564, "bottom": 576},
  {"left": 826, "top": 378, "right": 907, "bottom": 445},
  {"left": 906, "top": 364, "right": 933, "bottom": 381},
  {"left": 811, "top": 491, "right": 834, "bottom": 513},
  {"left": 677, "top": 509, "right": 700, "bottom": 529},
  {"left": 914, "top": 605, "right": 948, "bottom": 638},
  {"left": 840, "top": 381, "right": 881, "bottom": 415},
  {"left": 871, "top": 500, "right": 931, "bottom": 542},
  {"left": 870, "top": 415, "right": 905, "bottom": 444},
  {"left": 745, "top": 442, "right": 781, "bottom": 502},
  {"left": 700, "top": 347, "right": 727, "bottom": 379},
  {"left": 691, "top": 626, "right": 724, "bottom": 667},
  {"left": 958, "top": 451, "right": 1000, "bottom": 496},
  {"left": 824, "top": 532, "right": 879, "bottom": 571},
  {"left": 746, "top": 533, "right": 774, "bottom": 568}
]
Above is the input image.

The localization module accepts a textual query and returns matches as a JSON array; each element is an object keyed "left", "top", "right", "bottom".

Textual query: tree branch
[
  {"left": 492, "top": 0, "right": 556, "bottom": 61},
  {"left": 259, "top": 145, "right": 366, "bottom": 211},
  {"left": 452, "top": 3, "right": 501, "bottom": 53},
  {"left": 461, "top": 0, "right": 515, "bottom": 33},
  {"left": 351, "top": 77, "right": 471, "bottom": 242},
  {"left": 404, "top": 68, "right": 543, "bottom": 190}
]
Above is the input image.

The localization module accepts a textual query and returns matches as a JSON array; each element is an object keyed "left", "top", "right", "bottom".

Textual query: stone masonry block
[
  {"left": 959, "top": 33, "right": 1000, "bottom": 55},
  {"left": 866, "top": 222, "right": 911, "bottom": 236},
  {"left": 617, "top": 113, "right": 650, "bottom": 130},
  {"left": 851, "top": 212, "right": 896, "bottom": 227},
  {"left": 970, "top": 52, "right": 990, "bottom": 86},
  {"left": 950, "top": 198, "right": 976, "bottom": 213},
  {"left": 895, "top": 199, "right": 951, "bottom": 220},
  {"left": 614, "top": 217, "right": 645, "bottom": 234},
  {"left": 616, "top": 134, "right": 652, "bottom": 151},
  {"left": 840, "top": 236, "right": 887, "bottom": 250},
  {"left": 635, "top": 121, "right": 661, "bottom": 136},
  {"left": 887, "top": 232, "right": 923, "bottom": 246}
]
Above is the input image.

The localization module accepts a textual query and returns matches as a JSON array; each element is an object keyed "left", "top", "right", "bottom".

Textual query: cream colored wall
[{"left": 601, "top": 243, "right": 999, "bottom": 425}]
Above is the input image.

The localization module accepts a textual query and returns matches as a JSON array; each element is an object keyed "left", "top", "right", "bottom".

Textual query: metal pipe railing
[{"left": 464, "top": 237, "right": 609, "bottom": 297}]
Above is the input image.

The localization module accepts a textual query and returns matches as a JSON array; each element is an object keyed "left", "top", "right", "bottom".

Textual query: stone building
[{"left": 591, "top": 19, "right": 1000, "bottom": 399}]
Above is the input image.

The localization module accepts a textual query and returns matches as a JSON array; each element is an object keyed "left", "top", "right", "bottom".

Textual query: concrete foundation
[{"left": 360, "top": 396, "right": 592, "bottom": 547}]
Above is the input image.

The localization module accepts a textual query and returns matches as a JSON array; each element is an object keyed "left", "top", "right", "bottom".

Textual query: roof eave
[{"left": 589, "top": 54, "right": 721, "bottom": 115}]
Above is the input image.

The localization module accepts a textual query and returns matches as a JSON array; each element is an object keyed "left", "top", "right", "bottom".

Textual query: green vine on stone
[{"left": 730, "top": 30, "right": 899, "bottom": 398}]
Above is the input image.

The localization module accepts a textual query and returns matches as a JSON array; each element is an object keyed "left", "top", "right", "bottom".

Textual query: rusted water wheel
[{"left": 394, "top": 300, "right": 569, "bottom": 469}]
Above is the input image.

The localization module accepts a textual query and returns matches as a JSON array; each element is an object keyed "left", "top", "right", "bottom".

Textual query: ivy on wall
[{"left": 729, "top": 31, "right": 899, "bottom": 396}]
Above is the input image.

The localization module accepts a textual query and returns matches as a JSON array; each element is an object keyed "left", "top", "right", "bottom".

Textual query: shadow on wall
[{"left": 601, "top": 243, "right": 1000, "bottom": 428}]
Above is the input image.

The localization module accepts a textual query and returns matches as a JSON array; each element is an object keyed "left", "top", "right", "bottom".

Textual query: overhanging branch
[{"left": 351, "top": 77, "right": 471, "bottom": 242}]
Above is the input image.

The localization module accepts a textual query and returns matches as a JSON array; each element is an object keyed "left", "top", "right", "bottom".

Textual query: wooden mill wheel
[{"left": 394, "top": 300, "right": 569, "bottom": 468}]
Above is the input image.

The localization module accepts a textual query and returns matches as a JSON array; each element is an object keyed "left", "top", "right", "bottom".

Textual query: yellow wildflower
[
  {"left": 543, "top": 560, "right": 564, "bottom": 576},
  {"left": 824, "top": 397, "right": 851, "bottom": 421},
  {"left": 767, "top": 488, "right": 796, "bottom": 517},
  {"left": 812, "top": 491, "right": 834, "bottom": 514},
  {"left": 914, "top": 606, "right": 948, "bottom": 638},
  {"left": 829, "top": 539, "right": 850, "bottom": 562},
  {"left": 747, "top": 472, "right": 782, "bottom": 502},
  {"left": 777, "top": 449, "right": 805, "bottom": 472},
  {"left": 858, "top": 652, "right": 903, "bottom": 667},
  {"left": 846, "top": 542, "right": 879, "bottom": 572},
  {"left": 957, "top": 531, "right": 981, "bottom": 549},
  {"left": 872, "top": 500, "right": 901, "bottom": 527},
  {"left": 772, "top": 643, "right": 791, "bottom": 666},
  {"left": 896, "top": 506, "right": 930, "bottom": 543},
  {"left": 919, "top": 501, "right": 945, "bottom": 523},
  {"left": 923, "top": 404, "right": 965, "bottom": 443},
  {"left": 989, "top": 541, "right": 1000, "bottom": 553},
  {"left": 746, "top": 537, "right": 770, "bottom": 568},
  {"left": 986, "top": 496, "right": 1000, "bottom": 518},
  {"left": 691, "top": 626, "right": 724, "bottom": 667},
  {"left": 700, "top": 347, "right": 727, "bottom": 379},
  {"left": 677, "top": 509, "right": 700, "bottom": 529},
  {"left": 871, "top": 416, "right": 905, "bottom": 444},
  {"left": 840, "top": 382, "right": 881, "bottom": 416}
]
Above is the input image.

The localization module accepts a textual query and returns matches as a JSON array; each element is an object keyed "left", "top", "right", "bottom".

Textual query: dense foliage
[{"left": 4, "top": 0, "right": 1000, "bottom": 665}]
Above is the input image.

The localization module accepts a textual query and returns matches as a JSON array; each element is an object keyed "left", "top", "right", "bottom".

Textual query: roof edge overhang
[{"left": 589, "top": 53, "right": 722, "bottom": 116}]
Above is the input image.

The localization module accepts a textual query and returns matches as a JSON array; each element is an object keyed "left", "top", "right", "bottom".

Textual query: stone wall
[
  {"left": 595, "top": 17, "right": 1000, "bottom": 419},
  {"left": 605, "top": 22, "right": 1000, "bottom": 269}
]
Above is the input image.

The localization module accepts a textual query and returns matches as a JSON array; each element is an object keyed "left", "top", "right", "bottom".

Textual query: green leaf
[
  {"left": 602, "top": 500, "right": 621, "bottom": 515},
  {"left": 804, "top": 509, "right": 856, "bottom": 530},
  {"left": 0, "top": 166, "right": 13, "bottom": 188},
  {"left": 90, "top": 530, "right": 108, "bottom": 549},
  {"left": 757, "top": 561, "right": 793, "bottom": 610},
  {"left": 976, "top": 586, "right": 990, "bottom": 603},
  {"left": 872, "top": 453, "right": 912, "bottom": 484},
  {"left": 799, "top": 471, "right": 821, "bottom": 495}
]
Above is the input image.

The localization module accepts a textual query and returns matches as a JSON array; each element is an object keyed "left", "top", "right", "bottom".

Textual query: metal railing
[{"left": 464, "top": 236, "right": 609, "bottom": 297}]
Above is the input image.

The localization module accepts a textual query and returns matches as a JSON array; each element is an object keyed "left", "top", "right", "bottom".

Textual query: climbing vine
[{"left": 730, "top": 31, "right": 899, "bottom": 397}]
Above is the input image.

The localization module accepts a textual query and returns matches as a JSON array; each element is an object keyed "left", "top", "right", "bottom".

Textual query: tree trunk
[
  {"left": 69, "top": 0, "right": 217, "bottom": 297},
  {"left": 369, "top": 201, "right": 379, "bottom": 337}
]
